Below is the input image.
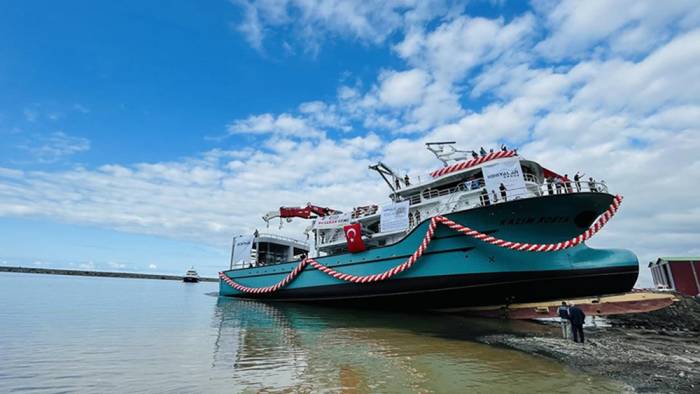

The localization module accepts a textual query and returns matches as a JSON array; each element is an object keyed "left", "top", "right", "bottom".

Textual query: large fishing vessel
[{"left": 219, "top": 142, "right": 638, "bottom": 310}]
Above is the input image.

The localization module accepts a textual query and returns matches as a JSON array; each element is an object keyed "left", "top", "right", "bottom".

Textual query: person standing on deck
[
  {"left": 554, "top": 177, "right": 563, "bottom": 194},
  {"left": 557, "top": 302, "right": 571, "bottom": 339},
  {"left": 480, "top": 147, "right": 487, "bottom": 157},
  {"left": 563, "top": 174, "right": 573, "bottom": 193},
  {"left": 546, "top": 177, "right": 554, "bottom": 195},
  {"left": 568, "top": 304, "right": 586, "bottom": 343},
  {"left": 588, "top": 177, "right": 597, "bottom": 192},
  {"left": 499, "top": 183, "right": 507, "bottom": 202},
  {"left": 480, "top": 188, "right": 490, "bottom": 206},
  {"left": 574, "top": 172, "right": 585, "bottom": 192}
]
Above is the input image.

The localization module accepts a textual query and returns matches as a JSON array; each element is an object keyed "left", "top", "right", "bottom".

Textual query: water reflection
[
  {"left": 211, "top": 298, "right": 623, "bottom": 393},
  {"left": 0, "top": 274, "right": 625, "bottom": 393}
]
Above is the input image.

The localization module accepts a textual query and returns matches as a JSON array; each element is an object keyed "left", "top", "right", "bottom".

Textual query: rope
[{"left": 220, "top": 195, "right": 623, "bottom": 294}]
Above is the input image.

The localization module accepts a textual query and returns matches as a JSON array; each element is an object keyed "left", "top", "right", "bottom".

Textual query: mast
[{"left": 368, "top": 162, "right": 401, "bottom": 199}]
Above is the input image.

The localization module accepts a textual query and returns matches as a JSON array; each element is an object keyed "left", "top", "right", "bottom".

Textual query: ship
[
  {"left": 219, "top": 142, "right": 639, "bottom": 310},
  {"left": 183, "top": 267, "right": 200, "bottom": 283}
]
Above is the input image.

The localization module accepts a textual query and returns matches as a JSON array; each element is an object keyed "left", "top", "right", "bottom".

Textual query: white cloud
[
  {"left": 231, "top": 0, "right": 458, "bottom": 54},
  {"left": 234, "top": 0, "right": 266, "bottom": 50},
  {"left": 108, "top": 261, "right": 127, "bottom": 270},
  {"left": 78, "top": 261, "right": 96, "bottom": 270},
  {"left": 227, "top": 113, "right": 323, "bottom": 138},
  {"left": 0, "top": 136, "right": 389, "bottom": 246},
  {"left": 378, "top": 69, "right": 431, "bottom": 107},
  {"left": 570, "top": 28, "right": 700, "bottom": 114},
  {"left": 20, "top": 132, "right": 91, "bottom": 164},
  {"left": 395, "top": 14, "right": 535, "bottom": 83},
  {"left": 148, "top": 264, "right": 157, "bottom": 270},
  {"left": 534, "top": 0, "right": 700, "bottom": 59}
]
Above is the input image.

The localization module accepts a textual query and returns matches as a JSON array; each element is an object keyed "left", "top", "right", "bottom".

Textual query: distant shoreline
[{"left": 0, "top": 266, "right": 218, "bottom": 282}]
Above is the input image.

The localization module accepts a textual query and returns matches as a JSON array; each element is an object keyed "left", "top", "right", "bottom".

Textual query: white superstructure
[{"left": 311, "top": 143, "right": 607, "bottom": 255}]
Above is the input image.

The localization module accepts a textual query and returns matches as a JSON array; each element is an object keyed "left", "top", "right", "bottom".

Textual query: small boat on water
[
  {"left": 183, "top": 268, "right": 200, "bottom": 283},
  {"left": 219, "top": 142, "right": 639, "bottom": 310}
]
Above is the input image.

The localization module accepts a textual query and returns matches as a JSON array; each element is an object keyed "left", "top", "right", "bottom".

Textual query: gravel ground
[{"left": 478, "top": 295, "right": 700, "bottom": 393}]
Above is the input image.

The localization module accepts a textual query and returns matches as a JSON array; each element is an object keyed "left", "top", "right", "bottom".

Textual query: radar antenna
[{"left": 425, "top": 141, "right": 473, "bottom": 167}]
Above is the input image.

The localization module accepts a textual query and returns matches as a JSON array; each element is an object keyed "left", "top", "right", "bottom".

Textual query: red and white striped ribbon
[
  {"left": 430, "top": 150, "right": 516, "bottom": 178},
  {"left": 220, "top": 195, "right": 623, "bottom": 294}
]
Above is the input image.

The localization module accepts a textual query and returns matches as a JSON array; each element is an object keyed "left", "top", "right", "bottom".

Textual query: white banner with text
[
  {"left": 231, "top": 234, "right": 255, "bottom": 264},
  {"left": 380, "top": 200, "right": 410, "bottom": 233},
  {"left": 482, "top": 158, "right": 527, "bottom": 201},
  {"left": 313, "top": 212, "right": 352, "bottom": 230}
]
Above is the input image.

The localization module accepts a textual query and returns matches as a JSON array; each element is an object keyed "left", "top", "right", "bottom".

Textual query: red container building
[{"left": 649, "top": 257, "right": 700, "bottom": 296}]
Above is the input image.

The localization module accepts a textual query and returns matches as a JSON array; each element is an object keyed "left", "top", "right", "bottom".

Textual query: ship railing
[
  {"left": 413, "top": 180, "right": 482, "bottom": 204},
  {"left": 255, "top": 232, "right": 310, "bottom": 247},
  {"left": 523, "top": 173, "right": 538, "bottom": 183},
  {"left": 228, "top": 233, "right": 309, "bottom": 271},
  {"left": 405, "top": 175, "right": 608, "bottom": 206},
  {"left": 533, "top": 180, "right": 609, "bottom": 196},
  {"left": 479, "top": 180, "right": 610, "bottom": 206},
  {"left": 405, "top": 175, "right": 538, "bottom": 206}
]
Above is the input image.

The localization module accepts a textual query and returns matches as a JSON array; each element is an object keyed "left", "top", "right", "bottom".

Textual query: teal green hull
[{"left": 220, "top": 193, "right": 639, "bottom": 309}]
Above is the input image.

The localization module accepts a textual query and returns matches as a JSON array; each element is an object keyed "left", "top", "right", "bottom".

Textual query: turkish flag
[{"left": 343, "top": 223, "right": 366, "bottom": 253}]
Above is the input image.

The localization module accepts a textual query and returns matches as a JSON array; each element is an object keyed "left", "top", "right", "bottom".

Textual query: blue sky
[{"left": 1, "top": 1, "right": 699, "bottom": 282}]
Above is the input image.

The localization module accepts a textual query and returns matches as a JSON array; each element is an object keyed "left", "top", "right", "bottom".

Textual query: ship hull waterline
[{"left": 219, "top": 192, "right": 639, "bottom": 311}]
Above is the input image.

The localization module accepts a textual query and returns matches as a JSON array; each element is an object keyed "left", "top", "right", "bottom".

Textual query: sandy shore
[{"left": 477, "top": 295, "right": 700, "bottom": 393}]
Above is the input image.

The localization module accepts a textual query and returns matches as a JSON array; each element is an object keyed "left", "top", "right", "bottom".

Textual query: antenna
[{"left": 425, "top": 141, "right": 473, "bottom": 166}]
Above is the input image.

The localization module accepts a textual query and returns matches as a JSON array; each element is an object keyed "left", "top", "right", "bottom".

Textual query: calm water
[{"left": 0, "top": 273, "right": 626, "bottom": 393}]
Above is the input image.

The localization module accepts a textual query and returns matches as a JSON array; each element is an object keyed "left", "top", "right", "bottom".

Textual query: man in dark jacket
[{"left": 568, "top": 304, "right": 586, "bottom": 343}]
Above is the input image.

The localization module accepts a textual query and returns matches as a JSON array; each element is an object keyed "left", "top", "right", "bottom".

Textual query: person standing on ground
[
  {"left": 568, "top": 304, "right": 586, "bottom": 343},
  {"left": 557, "top": 302, "right": 571, "bottom": 339}
]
